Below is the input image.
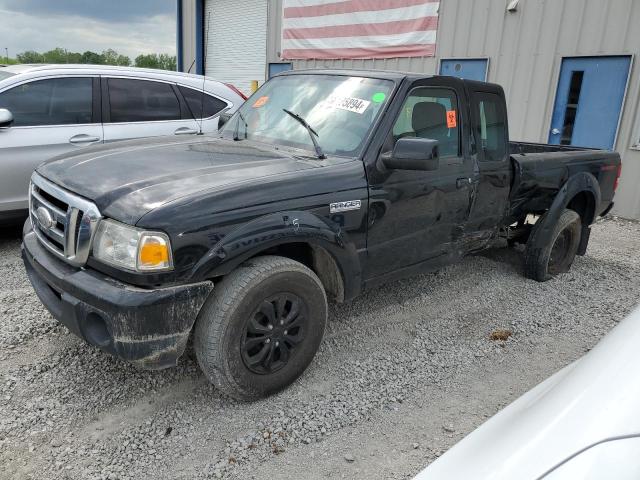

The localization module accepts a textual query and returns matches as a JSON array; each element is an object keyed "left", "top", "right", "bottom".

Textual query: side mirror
[
  {"left": 383, "top": 137, "right": 439, "bottom": 171},
  {"left": 0, "top": 108, "right": 13, "bottom": 129},
  {"left": 218, "top": 111, "right": 232, "bottom": 130}
]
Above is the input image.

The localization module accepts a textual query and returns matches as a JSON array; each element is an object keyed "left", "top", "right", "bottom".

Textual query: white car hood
[{"left": 415, "top": 307, "right": 640, "bottom": 480}]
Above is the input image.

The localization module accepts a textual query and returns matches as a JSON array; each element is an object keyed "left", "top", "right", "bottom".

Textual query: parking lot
[{"left": 1, "top": 217, "right": 638, "bottom": 480}]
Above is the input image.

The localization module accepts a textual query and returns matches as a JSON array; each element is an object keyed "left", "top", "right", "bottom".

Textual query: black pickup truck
[{"left": 22, "top": 70, "right": 621, "bottom": 399}]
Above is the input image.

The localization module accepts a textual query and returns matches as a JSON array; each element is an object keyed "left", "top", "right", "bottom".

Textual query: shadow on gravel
[{"left": 0, "top": 223, "right": 23, "bottom": 241}]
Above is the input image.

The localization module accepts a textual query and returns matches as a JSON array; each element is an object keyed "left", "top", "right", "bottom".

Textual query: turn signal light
[{"left": 138, "top": 235, "right": 172, "bottom": 270}]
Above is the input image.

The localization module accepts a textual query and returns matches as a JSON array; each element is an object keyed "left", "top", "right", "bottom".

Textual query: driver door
[{"left": 365, "top": 80, "right": 475, "bottom": 279}]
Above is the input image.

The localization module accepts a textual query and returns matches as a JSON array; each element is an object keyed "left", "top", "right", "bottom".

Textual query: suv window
[
  {"left": 392, "top": 87, "right": 460, "bottom": 157},
  {"left": 108, "top": 78, "right": 180, "bottom": 122},
  {"left": 0, "top": 77, "right": 93, "bottom": 127},
  {"left": 475, "top": 92, "right": 507, "bottom": 161},
  {"left": 178, "top": 86, "right": 227, "bottom": 119}
]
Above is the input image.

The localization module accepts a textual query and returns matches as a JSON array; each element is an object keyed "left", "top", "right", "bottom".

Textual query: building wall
[{"left": 266, "top": 0, "right": 640, "bottom": 219}]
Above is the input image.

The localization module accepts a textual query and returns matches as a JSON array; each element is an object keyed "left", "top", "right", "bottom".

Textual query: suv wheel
[{"left": 194, "top": 255, "right": 327, "bottom": 400}]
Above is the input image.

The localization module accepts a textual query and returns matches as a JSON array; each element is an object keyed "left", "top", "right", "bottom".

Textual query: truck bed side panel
[{"left": 509, "top": 144, "right": 620, "bottom": 221}]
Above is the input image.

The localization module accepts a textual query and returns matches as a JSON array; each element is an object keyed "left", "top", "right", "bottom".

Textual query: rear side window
[
  {"left": 0, "top": 77, "right": 93, "bottom": 127},
  {"left": 392, "top": 87, "right": 460, "bottom": 157},
  {"left": 178, "top": 86, "right": 227, "bottom": 118},
  {"left": 108, "top": 78, "right": 180, "bottom": 122},
  {"left": 475, "top": 92, "right": 507, "bottom": 161}
]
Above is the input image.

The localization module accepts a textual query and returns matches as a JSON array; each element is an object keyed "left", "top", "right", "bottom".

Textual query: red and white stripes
[{"left": 282, "top": 0, "right": 440, "bottom": 60}]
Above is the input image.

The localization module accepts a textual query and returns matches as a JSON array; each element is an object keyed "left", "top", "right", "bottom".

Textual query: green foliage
[
  {"left": 16, "top": 50, "right": 45, "bottom": 63},
  {"left": 134, "top": 53, "right": 177, "bottom": 71},
  {"left": 11, "top": 48, "right": 176, "bottom": 71}
]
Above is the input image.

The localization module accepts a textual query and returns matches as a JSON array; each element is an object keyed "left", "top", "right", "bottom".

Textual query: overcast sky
[{"left": 0, "top": 0, "right": 176, "bottom": 59}]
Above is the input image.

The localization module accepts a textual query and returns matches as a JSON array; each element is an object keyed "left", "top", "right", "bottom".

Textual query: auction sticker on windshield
[
  {"left": 321, "top": 95, "right": 370, "bottom": 114},
  {"left": 253, "top": 96, "right": 269, "bottom": 108}
]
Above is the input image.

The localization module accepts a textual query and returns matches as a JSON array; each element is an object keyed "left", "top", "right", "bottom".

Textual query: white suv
[{"left": 0, "top": 64, "right": 246, "bottom": 223}]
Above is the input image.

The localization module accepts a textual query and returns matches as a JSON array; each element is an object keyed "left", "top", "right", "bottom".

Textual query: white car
[
  {"left": 415, "top": 307, "right": 640, "bottom": 480},
  {"left": 0, "top": 64, "right": 246, "bottom": 223}
]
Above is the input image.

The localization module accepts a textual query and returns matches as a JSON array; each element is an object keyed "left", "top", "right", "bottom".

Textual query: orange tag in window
[
  {"left": 253, "top": 96, "right": 269, "bottom": 108},
  {"left": 446, "top": 110, "right": 457, "bottom": 128}
]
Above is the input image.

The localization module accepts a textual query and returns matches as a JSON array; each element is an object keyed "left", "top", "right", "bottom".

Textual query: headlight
[{"left": 93, "top": 219, "right": 173, "bottom": 272}]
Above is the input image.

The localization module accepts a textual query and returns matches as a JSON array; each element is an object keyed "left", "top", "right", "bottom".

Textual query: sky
[{"left": 0, "top": 0, "right": 176, "bottom": 60}]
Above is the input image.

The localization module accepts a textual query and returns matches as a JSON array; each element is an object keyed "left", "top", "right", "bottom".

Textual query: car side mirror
[
  {"left": 0, "top": 108, "right": 14, "bottom": 129},
  {"left": 218, "top": 111, "right": 232, "bottom": 130},
  {"left": 383, "top": 137, "right": 439, "bottom": 171}
]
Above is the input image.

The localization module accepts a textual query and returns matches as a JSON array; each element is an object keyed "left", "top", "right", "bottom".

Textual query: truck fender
[
  {"left": 191, "top": 211, "right": 362, "bottom": 300},
  {"left": 533, "top": 172, "right": 601, "bottom": 255}
]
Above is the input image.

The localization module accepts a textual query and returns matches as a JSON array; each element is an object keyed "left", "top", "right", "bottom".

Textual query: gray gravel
[{"left": 1, "top": 217, "right": 639, "bottom": 480}]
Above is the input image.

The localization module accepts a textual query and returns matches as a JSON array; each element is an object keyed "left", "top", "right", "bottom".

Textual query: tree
[
  {"left": 12, "top": 48, "right": 171, "bottom": 69},
  {"left": 102, "top": 49, "right": 130, "bottom": 66},
  {"left": 17, "top": 50, "right": 45, "bottom": 63},
  {"left": 42, "top": 48, "right": 70, "bottom": 64},
  {"left": 135, "top": 53, "right": 176, "bottom": 71},
  {"left": 80, "top": 51, "right": 104, "bottom": 65}
]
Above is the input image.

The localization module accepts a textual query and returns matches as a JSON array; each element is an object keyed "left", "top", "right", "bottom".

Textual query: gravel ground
[{"left": 1, "top": 217, "right": 638, "bottom": 480}]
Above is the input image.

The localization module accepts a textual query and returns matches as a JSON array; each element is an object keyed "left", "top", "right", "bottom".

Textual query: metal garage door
[{"left": 204, "top": 0, "right": 266, "bottom": 96}]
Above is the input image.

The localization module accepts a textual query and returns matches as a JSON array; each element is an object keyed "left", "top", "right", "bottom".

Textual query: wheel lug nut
[
  {"left": 275, "top": 341, "right": 279, "bottom": 347},
  {"left": 280, "top": 320, "right": 284, "bottom": 325},
  {"left": 265, "top": 338, "right": 271, "bottom": 344},
  {"left": 268, "top": 324, "right": 273, "bottom": 330},
  {"left": 283, "top": 330, "right": 288, "bottom": 335}
]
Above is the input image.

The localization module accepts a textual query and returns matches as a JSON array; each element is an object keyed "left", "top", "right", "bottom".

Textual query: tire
[
  {"left": 194, "top": 255, "right": 327, "bottom": 400},
  {"left": 524, "top": 209, "right": 582, "bottom": 282}
]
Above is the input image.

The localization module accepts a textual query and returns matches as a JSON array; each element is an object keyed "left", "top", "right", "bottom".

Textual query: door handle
[
  {"left": 69, "top": 134, "right": 101, "bottom": 145},
  {"left": 456, "top": 177, "right": 472, "bottom": 189},
  {"left": 174, "top": 127, "right": 199, "bottom": 135}
]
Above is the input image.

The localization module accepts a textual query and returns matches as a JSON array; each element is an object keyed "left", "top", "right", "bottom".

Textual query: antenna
[
  {"left": 186, "top": 58, "right": 196, "bottom": 74},
  {"left": 198, "top": 10, "right": 211, "bottom": 135}
]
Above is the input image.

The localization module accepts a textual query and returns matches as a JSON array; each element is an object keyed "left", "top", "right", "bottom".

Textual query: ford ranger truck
[{"left": 22, "top": 70, "right": 621, "bottom": 400}]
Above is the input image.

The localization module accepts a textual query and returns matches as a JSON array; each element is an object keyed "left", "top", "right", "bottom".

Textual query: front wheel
[
  {"left": 194, "top": 255, "right": 327, "bottom": 400},
  {"left": 524, "top": 209, "right": 582, "bottom": 282}
]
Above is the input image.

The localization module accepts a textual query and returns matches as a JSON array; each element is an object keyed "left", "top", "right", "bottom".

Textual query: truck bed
[{"left": 507, "top": 141, "right": 620, "bottom": 222}]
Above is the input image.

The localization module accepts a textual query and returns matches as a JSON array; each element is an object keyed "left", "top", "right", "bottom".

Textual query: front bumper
[{"left": 22, "top": 221, "right": 213, "bottom": 369}]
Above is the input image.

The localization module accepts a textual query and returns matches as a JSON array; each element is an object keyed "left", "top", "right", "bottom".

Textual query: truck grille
[{"left": 29, "top": 173, "right": 102, "bottom": 267}]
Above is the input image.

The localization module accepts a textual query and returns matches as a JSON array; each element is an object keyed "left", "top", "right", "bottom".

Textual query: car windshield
[
  {"left": 0, "top": 70, "right": 16, "bottom": 81},
  {"left": 220, "top": 74, "right": 394, "bottom": 157}
]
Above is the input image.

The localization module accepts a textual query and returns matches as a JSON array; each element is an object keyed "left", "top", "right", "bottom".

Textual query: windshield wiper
[
  {"left": 282, "top": 108, "right": 326, "bottom": 159},
  {"left": 233, "top": 111, "right": 247, "bottom": 141}
]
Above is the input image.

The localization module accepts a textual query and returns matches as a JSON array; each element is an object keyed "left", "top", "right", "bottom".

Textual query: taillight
[
  {"left": 224, "top": 83, "right": 248, "bottom": 101},
  {"left": 614, "top": 164, "right": 622, "bottom": 192}
]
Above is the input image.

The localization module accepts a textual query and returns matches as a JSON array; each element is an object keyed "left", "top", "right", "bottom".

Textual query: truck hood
[{"left": 36, "top": 136, "right": 323, "bottom": 224}]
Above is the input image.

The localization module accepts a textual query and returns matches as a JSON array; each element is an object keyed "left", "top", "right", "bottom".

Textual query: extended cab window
[
  {"left": 475, "top": 92, "right": 507, "bottom": 161},
  {"left": 178, "top": 86, "right": 227, "bottom": 119},
  {"left": 0, "top": 77, "right": 93, "bottom": 127},
  {"left": 392, "top": 87, "right": 460, "bottom": 157},
  {"left": 108, "top": 78, "right": 180, "bottom": 122}
]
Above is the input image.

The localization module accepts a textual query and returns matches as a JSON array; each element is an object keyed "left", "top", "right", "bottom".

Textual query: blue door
[
  {"left": 549, "top": 56, "right": 631, "bottom": 150},
  {"left": 439, "top": 59, "right": 488, "bottom": 81}
]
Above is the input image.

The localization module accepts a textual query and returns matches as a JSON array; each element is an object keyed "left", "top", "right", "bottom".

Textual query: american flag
[{"left": 281, "top": 0, "right": 440, "bottom": 60}]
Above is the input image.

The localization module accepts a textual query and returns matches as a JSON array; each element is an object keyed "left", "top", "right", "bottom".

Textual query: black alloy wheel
[{"left": 241, "top": 294, "right": 307, "bottom": 374}]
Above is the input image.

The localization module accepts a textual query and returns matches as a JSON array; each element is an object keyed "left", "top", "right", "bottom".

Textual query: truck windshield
[{"left": 221, "top": 74, "right": 394, "bottom": 157}]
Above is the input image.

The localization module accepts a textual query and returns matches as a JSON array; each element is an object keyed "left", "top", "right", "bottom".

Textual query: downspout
[
  {"left": 195, "top": 0, "right": 204, "bottom": 75},
  {"left": 176, "top": 0, "right": 183, "bottom": 71}
]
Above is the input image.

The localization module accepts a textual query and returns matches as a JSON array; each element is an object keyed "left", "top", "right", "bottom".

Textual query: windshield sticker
[
  {"left": 253, "top": 96, "right": 269, "bottom": 108},
  {"left": 371, "top": 92, "right": 386, "bottom": 103},
  {"left": 321, "top": 95, "right": 370, "bottom": 114},
  {"left": 446, "top": 110, "right": 457, "bottom": 128}
]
